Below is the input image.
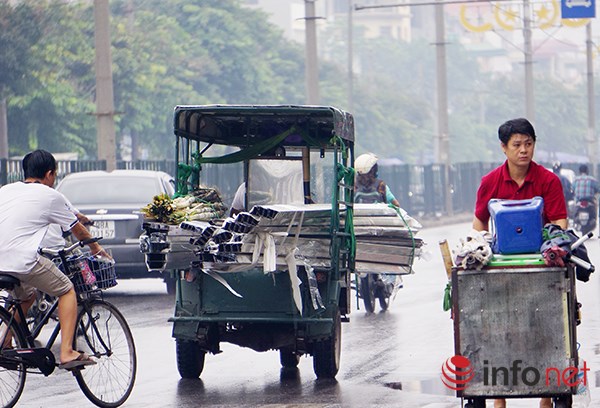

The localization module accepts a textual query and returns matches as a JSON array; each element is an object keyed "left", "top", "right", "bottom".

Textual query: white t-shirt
[
  {"left": 0, "top": 182, "right": 78, "bottom": 273},
  {"left": 40, "top": 198, "right": 79, "bottom": 250}
]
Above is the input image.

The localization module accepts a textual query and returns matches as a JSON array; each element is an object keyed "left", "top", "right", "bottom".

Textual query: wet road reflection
[{"left": 14, "top": 221, "right": 600, "bottom": 407}]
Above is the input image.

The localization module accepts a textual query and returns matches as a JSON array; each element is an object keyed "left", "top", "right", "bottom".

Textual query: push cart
[{"left": 452, "top": 255, "right": 581, "bottom": 408}]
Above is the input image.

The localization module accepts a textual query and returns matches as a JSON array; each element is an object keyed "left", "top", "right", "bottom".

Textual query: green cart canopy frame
[{"left": 173, "top": 104, "right": 354, "bottom": 149}]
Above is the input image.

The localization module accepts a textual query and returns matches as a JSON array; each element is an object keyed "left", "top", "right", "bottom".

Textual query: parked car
[{"left": 56, "top": 170, "right": 175, "bottom": 291}]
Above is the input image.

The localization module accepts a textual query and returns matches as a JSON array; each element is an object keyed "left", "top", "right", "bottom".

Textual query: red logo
[{"left": 441, "top": 355, "right": 474, "bottom": 390}]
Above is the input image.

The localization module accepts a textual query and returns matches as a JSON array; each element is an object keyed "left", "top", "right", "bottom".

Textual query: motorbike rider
[
  {"left": 573, "top": 164, "right": 599, "bottom": 232},
  {"left": 354, "top": 153, "right": 400, "bottom": 207},
  {"left": 573, "top": 164, "right": 599, "bottom": 204},
  {"left": 354, "top": 153, "right": 402, "bottom": 311}
]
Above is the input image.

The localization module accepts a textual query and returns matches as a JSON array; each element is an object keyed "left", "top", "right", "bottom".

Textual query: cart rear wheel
[
  {"left": 464, "top": 398, "right": 485, "bottom": 408},
  {"left": 313, "top": 310, "right": 341, "bottom": 379},
  {"left": 553, "top": 395, "right": 572, "bottom": 408},
  {"left": 176, "top": 339, "right": 206, "bottom": 379},
  {"left": 279, "top": 349, "right": 300, "bottom": 368},
  {"left": 360, "top": 276, "right": 376, "bottom": 313}
]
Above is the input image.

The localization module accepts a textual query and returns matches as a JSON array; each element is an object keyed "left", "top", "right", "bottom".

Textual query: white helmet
[{"left": 355, "top": 153, "right": 378, "bottom": 175}]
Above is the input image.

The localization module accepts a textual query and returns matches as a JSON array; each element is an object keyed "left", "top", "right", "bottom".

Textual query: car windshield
[{"left": 58, "top": 176, "right": 163, "bottom": 206}]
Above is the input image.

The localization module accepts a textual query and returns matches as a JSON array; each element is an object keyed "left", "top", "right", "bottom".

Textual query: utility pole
[
  {"left": 523, "top": 0, "right": 535, "bottom": 122},
  {"left": 434, "top": 0, "right": 453, "bottom": 216},
  {"left": 347, "top": 0, "right": 354, "bottom": 112},
  {"left": 305, "top": 0, "right": 320, "bottom": 105},
  {"left": 303, "top": 0, "right": 320, "bottom": 204},
  {"left": 586, "top": 21, "right": 596, "bottom": 176},
  {"left": 125, "top": 0, "right": 138, "bottom": 161},
  {"left": 94, "top": 0, "right": 117, "bottom": 171},
  {"left": 355, "top": 1, "right": 453, "bottom": 215}
]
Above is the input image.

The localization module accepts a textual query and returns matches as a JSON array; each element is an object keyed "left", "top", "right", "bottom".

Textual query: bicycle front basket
[{"left": 87, "top": 256, "right": 118, "bottom": 290}]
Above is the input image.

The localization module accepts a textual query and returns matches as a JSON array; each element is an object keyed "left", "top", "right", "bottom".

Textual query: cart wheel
[
  {"left": 465, "top": 398, "right": 485, "bottom": 408},
  {"left": 279, "top": 349, "right": 300, "bottom": 368},
  {"left": 360, "top": 276, "right": 376, "bottom": 313},
  {"left": 553, "top": 395, "right": 572, "bottom": 408},
  {"left": 176, "top": 339, "right": 206, "bottom": 379},
  {"left": 313, "top": 310, "right": 341, "bottom": 379},
  {"left": 164, "top": 276, "right": 177, "bottom": 295}
]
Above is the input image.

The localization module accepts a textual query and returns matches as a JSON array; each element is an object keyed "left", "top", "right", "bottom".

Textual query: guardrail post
[
  {"left": 0, "top": 158, "right": 7, "bottom": 186},
  {"left": 423, "top": 165, "right": 436, "bottom": 215}
]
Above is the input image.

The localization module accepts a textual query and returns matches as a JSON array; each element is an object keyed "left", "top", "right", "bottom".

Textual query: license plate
[{"left": 89, "top": 220, "right": 115, "bottom": 239}]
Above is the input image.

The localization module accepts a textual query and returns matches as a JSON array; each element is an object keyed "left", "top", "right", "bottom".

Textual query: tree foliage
[
  {"left": 1, "top": 0, "right": 593, "bottom": 164},
  {"left": 3, "top": 0, "right": 308, "bottom": 159}
]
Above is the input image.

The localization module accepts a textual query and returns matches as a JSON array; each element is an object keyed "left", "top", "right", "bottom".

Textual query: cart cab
[{"left": 141, "top": 105, "right": 355, "bottom": 379}]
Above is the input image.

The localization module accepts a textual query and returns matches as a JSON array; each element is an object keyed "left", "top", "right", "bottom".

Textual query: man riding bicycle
[{"left": 0, "top": 150, "right": 109, "bottom": 369}]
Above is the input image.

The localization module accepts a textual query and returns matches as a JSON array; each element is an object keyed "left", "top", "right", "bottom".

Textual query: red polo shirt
[{"left": 474, "top": 160, "right": 567, "bottom": 225}]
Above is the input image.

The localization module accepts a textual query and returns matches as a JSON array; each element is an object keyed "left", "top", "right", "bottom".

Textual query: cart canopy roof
[{"left": 173, "top": 105, "right": 354, "bottom": 148}]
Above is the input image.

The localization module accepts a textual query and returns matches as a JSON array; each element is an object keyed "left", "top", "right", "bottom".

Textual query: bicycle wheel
[
  {"left": 73, "top": 300, "right": 136, "bottom": 408},
  {"left": 0, "top": 307, "right": 27, "bottom": 408}
]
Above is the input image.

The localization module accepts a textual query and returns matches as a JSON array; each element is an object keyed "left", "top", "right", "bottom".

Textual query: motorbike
[
  {"left": 572, "top": 198, "right": 597, "bottom": 236},
  {"left": 358, "top": 273, "right": 403, "bottom": 313}
]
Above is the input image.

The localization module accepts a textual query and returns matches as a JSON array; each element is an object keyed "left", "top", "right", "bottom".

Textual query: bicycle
[{"left": 0, "top": 238, "right": 137, "bottom": 408}]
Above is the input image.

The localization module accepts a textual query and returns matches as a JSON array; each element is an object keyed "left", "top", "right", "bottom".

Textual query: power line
[{"left": 355, "top": 0, "right": 515, "bottom": 10}]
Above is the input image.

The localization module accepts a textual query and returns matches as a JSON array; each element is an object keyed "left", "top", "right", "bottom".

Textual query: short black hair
[
  {"left": 498, "top": 118, "right": 536, "bottom": 145},
  {"left": 22, "top": 149, "right": 56, "bottom": 179},
  {"left": 579, "top": 164, "right": 589, "bottom": 174}
]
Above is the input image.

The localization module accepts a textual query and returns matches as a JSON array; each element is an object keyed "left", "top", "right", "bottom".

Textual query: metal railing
[{"left": 0, "top": 158, "right": 584, "bottom": 217}]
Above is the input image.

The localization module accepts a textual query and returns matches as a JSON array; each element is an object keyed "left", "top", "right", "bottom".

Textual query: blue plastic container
[{"left": 488, "top": 197, "right": 544, "bottom": 254}]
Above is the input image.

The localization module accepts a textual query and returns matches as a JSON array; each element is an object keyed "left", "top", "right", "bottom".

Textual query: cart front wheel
[
  {"left": 176, "top": 339, "right": 206, "bottom": 379},
  {"left": 313, "top": 310, "right": 341, "bottom": 379},
  {"left": 279, "top": 349, "right": 300, "bottom": 368},
  {"left": 164, "top": 275, "right": 177, "bottom": 295}
]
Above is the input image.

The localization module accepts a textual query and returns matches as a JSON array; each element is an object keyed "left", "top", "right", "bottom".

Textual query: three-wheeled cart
[
  {"left": 452, "top": 256, "right": 580, "bottom": 408},
  {"left": 141, "top": 105, "right": 355, "bottom": 379}
]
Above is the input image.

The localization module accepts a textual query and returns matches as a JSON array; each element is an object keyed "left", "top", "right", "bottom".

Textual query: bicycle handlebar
[{"left": 38, "top": 237, "right": 102, "bottom": 258}]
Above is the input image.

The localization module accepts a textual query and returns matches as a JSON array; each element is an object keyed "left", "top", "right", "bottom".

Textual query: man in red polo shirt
[
  {"left": 473, "top": 117, "right": 567, "bottom": 232},
  {"left": 473, "top": 118, "right": 567, "bottom": 408}
]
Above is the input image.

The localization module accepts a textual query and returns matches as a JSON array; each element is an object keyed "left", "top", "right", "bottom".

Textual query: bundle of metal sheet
[
  {"left": 352, "top": 203, "right": 423, "bottom": 275},
  {"left": 161, "top": 202, "right": 423, "bottom": 275}
]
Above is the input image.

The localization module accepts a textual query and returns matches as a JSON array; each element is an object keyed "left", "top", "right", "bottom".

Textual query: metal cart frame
[{"left": 452, "top": 263, "right": 579, "bottom": 407}]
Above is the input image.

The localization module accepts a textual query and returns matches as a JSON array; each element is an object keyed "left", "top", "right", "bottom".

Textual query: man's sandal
[{"left": 58, "top": 352, "right": 96, "bottom": 370}]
